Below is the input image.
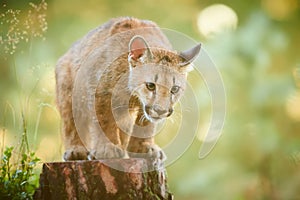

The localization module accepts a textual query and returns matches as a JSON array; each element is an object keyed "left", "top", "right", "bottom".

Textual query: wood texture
[{"left": 34, "top": 159, "right": 173, "bottom": 200}]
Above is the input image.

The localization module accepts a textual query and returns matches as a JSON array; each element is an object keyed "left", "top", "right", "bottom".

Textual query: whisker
[
  {"left": 168, "top": 117, "right": 175, "bottom": 124},
  {"left": 183, "top": 108, "right": 193, "bottom": 113},
  {"left": 139, "top": 114, "right": 146, "bottom": 124},
  {"left": 172, "top": 109, "right": 182, "bottom": 116},
  {"left": 168, "top": 110, "right": 182, "bottom": 124}
]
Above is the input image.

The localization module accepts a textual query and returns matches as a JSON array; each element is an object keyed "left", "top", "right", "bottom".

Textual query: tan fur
[{"left": 55, "top": 17, "right": 198, "bottom": 162}]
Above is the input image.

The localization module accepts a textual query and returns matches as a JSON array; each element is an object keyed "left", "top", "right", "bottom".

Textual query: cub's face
[
  {"left": 127, "top": 35, "right": 200, "bottom": 123},
  {"left": 129, "top": 62, "right": 187, "bottom": 122}
]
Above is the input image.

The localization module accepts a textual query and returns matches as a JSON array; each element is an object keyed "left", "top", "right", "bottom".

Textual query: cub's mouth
[{"left": 144, "top": 105, "right": 173, "bottom": 122}]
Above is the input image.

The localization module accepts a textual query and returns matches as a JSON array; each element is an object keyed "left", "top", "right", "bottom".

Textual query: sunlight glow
[{"left": 197, "top": 4, "right": 238, "bottom": 38}]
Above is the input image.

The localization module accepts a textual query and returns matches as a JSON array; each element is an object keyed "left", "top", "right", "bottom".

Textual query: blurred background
[{"left": 0, "top": 0, "right": 300, "bottom": 199}]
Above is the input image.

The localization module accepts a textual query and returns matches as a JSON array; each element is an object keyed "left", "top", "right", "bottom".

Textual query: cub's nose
[{"left": 153, "top": 106, "right": 173, "bottom": 117}]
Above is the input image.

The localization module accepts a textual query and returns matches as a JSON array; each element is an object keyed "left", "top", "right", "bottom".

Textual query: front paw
[
  {"left": 89, "top": 143, "right": 125, "bottom": 160},
  {"left": 63, "top": 146, "right": 89, "bottom": 161},
  {"left": 145, "top": 143, "right": 166, "bottom": 162},
  {"left": 129, "top": 143, "right": 166, "bottom": 166}
]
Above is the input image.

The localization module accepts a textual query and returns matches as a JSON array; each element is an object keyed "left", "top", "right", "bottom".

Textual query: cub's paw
[
  {"left": 63, "top": 146, "right": 89, "bottom": 161},
  {"left": 88, "top": 143, "right": 125, "bottom": 160},
  {"left": 129, "top": 143, "right": 167, "bottom": 168},
  {"left": 145, "top": 143, "right": 166, "bottom": 162}
]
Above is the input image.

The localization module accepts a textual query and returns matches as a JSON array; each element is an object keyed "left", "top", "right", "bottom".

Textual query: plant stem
[{"left": 21, "top": 112, "right": 30, "bottom": 154}]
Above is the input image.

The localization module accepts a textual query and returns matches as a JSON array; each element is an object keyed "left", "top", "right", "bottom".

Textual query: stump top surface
[{"left": 44, "top": 158, "right": 161, "bottom": 173}]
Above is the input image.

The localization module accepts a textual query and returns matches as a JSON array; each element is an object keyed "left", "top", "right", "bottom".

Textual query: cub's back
[{"left": 56, "top": 17, "right": 172, "bottom": 80}]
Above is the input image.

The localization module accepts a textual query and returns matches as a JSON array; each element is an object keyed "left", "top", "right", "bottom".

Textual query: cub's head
[{"left": 127, "top": 35, "right": 200, "bottom": 122}]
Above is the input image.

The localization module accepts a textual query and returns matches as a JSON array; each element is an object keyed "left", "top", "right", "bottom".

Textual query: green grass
[{"left": 0, "top": 114, "right": 40, "bottom": 200}]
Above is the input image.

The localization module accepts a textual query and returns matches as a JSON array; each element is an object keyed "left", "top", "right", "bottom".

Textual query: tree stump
[{"left": 34, "top": 159, "right": 173, "bottom": 200}]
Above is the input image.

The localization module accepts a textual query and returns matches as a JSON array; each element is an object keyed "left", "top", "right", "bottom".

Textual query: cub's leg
[
  {"left": 90, "top": 104, "right": 126, "bottom": 159},
  {"left": 89, "top": 123, "right": 125, "bottom": 159},
  {"left": 56, "top": 64, "right": 89, "bottom": 160},
  {"left": 119, "top": 129, "right": 130, "bottom": 153},
  {"left": 127, "top": 122, "right": 166, "bottom": 166}
]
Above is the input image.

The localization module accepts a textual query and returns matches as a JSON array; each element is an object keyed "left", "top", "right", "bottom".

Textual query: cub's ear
[
  {"left": 128, "top": 35, "right": 153, "bottom": 61},
  {"left": 179, "top": 43, "right": 201, "bottom": 72}
]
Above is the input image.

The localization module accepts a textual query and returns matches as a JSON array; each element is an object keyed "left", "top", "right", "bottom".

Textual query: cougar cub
[{"left": 55, "top": 17, "right": 200, "bottom": 163}]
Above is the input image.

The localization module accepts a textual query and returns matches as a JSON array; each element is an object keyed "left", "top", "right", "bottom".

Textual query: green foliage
[
  {"left": 0, "top": 146, "right": 40, "bottom": 200},
  {"left": 0, "top": 1, "right": 46, "bottom": 199},
  {"left": 0, "top": 109, "right": 40, "bottom": 200}
]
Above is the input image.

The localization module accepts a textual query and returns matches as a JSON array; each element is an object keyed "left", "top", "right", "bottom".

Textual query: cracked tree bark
[{"left": 34, "top": 159, "right": 173, "bottom": 200}]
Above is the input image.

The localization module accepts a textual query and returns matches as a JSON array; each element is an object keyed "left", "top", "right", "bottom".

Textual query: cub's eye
[
  {"left": 146, "top": 82, "right": 156, "bottom": 91},
  {"left": 170, "top": 86, "right": 180, "bottom": 94}
]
